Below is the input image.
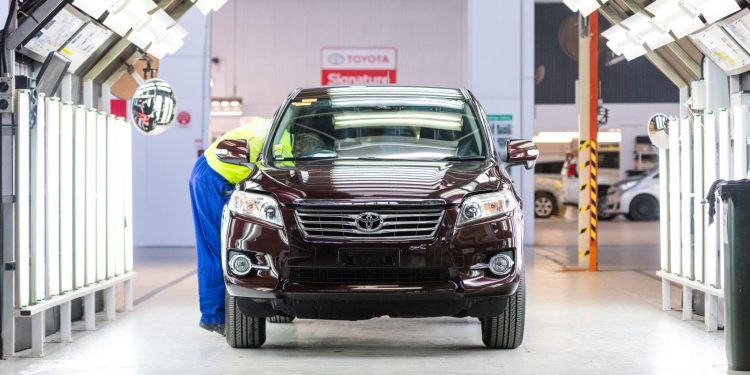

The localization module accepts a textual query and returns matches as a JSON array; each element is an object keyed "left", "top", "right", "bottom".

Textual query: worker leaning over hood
[{"left": 188, "top": 116, "right": 290, "bottom": 335}]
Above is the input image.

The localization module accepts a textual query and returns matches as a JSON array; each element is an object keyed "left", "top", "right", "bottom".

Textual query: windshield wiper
[
  {"left": 275, "top": 155, "right": 338, "bottom": 161},
  {"left": 439, "top": 156, "right": 486, "bottom": 161}
]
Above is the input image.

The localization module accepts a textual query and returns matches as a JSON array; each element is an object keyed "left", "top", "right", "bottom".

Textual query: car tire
[
  {"left": 629, "top": 194, "right": 659, "bottom": 221},
  {"left": 480, "top": 275, "right": 525, "bottom": 349},
  {"left": 534, "top": 192, "right": 557, "bottom": 219},
  {"left": 268, "top": 314, "right": 295, "bottom": 323},
  {"left": 225, "top": 293, "right": 266, "bottom": 348}
]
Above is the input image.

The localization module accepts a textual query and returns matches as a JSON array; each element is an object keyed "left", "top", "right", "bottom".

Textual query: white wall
[
  {"left": 210, "top": 0, "right": 468, "bottom": 135},
  {"left": 131, "top": 8, "right": 210, "bottom": 247}
]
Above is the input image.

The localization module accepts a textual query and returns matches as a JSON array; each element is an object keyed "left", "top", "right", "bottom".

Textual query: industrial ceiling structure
[{"left": 564, "top": 0, "right": 750, "bottom": 87}]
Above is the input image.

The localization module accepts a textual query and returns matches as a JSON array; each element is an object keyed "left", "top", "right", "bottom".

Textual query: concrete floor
[{"left": 0, "top": 219, "right": 738, "bottom": 374}]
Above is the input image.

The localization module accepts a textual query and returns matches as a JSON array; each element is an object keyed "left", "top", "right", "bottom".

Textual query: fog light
[
  {"left": 229, "top": 253, "right": 253, "bottom": 276},
  {"left": 488, "top": 254, "right": 514, "bottom": 276}
]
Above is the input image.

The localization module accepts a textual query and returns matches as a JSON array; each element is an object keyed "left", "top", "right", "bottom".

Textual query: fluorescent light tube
[
  {"left": 31, "top": 93, "right": 46, "bottom": 302},
  {"left": 85, "top": 109, "right": 97, "bottom": 285},
  {"left": 74, "top": 105, "right": 87, "bottom": 288},
  {"left": 16, "top": 90, "right": 31, "bottom": 307},
  {"left": 46, "top": 98, "right": 61, "bottom": 296},
  {"left": 96, "top": 112, "right": 107, "bottom": 281},
  {"left": 60, "top": 102, "right": 74, "bottom": 292}
]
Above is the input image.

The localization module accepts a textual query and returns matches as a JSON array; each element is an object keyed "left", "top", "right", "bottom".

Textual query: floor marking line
[{"left": 134, "top": 269, "right": 197, "bottom": 306}]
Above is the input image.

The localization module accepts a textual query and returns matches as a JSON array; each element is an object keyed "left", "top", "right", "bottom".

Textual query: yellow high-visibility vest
[{"left": 204, "top": 118, "right": 291, "bottom": 184}]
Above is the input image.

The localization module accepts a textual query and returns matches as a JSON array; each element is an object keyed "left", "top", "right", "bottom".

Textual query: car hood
[{"left": 244, "top": 159, "right": 511, "bottom": 205}]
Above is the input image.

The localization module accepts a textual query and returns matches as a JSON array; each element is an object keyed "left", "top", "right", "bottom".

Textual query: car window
[
  {"left": 535, "top": 161, "right": 563, "bottom": 174},
  {"left": 268, "top": 91, "right": 486, "bottom": 162},
  {"left": 598, "top": 151, "right": 620, "bottom": 169}
]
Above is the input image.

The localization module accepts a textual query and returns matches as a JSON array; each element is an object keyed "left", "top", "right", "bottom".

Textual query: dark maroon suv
[{"left": 216, "top": 86, "right": 538, "bottom": 349}]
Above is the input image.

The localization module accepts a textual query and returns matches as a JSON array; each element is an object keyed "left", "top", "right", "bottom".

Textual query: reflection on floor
[{"left": 0, "top": 220, "right": 729, "bottom": 374}]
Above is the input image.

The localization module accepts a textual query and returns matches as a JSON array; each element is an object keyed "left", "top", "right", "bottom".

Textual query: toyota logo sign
[
  {"left": 327, "top": 53, "right": 345, "bottom": 65},
  {"left": 355, "top": 212, "right": 383, "bottom": 232}
]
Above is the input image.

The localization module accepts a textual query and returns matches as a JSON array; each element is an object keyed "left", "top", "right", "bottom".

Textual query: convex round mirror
[
  {"left": 131, "top": 78, "right": 176, "bottom": 136},
  {"left": 647, "top": 113, "right": 670, "bottom": 150}
]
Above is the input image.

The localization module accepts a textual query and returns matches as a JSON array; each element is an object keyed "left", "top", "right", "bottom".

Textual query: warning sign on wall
[{"left": 321, "top": 48, "right": 397, "bottom": 86}]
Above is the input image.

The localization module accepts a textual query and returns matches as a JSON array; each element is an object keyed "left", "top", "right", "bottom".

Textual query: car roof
[{"left": 293, "top": 86, "right": 469, "bottom": 100}]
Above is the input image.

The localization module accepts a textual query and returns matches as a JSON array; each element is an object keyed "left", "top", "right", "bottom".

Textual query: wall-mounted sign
[
  {"left": 321, "top": 47, "right": 397, "bottom": 86},
  {"left": 177, "top": 111, "right": 191, "bottom": 127}
]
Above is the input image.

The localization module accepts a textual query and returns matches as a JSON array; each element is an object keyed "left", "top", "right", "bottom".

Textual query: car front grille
[
  {"left": 288, "top": 267, "right": 448, "bottom": 284},
  {"left": 294, "top": 205, "right": 445, "bottom": 240}
]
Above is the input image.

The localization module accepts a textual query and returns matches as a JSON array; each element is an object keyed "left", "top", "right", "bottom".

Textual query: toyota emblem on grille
[{"left": 355, "top": 212, "right": 383, "bottom": 232}]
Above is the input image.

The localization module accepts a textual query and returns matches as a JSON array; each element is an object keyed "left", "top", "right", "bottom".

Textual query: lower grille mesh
[{"left": 289, "top": 267, "right": 448, "bottom": 284}]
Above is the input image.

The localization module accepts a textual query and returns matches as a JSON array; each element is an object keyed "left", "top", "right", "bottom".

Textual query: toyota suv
[{"left": 216, "top": 86, "right": 538, "bottom": 349}]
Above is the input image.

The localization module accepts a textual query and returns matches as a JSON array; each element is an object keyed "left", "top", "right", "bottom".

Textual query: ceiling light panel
[
  {"left": 621, "top": 12, "right": 675, "bottom": 50},
  {"left": 601, "top": 24, "right": 647, "bottom": 61},
  {"left": 72, "top": 0, "right": 118, "bottom": 18},
  {"left": 646, "top": 0, "right": 704, "bottom": 39},
  {"left": 562, "top": 0, "right": 608, "bottom": 17},
  {"left": 127, "top": 9, "right": 176, "bottom": 49},
  {"left": 684, "top": 0, "right": 740, "bottom": 24},
  {"left": 104, "top": 0, "right": 158, "bottom": 36}
]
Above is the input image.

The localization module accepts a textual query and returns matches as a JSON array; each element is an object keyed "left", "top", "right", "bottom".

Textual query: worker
[{"left": 188, "top": 116, "right": 288, "bottom": 335}]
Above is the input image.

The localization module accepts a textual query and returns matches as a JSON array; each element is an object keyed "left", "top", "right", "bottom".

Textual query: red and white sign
[
  {"left": 321, "top": 47, "right": 397, "bottom": 86},
  {"left": 177, "top": 111, "right": 191, "bottom": 126}
]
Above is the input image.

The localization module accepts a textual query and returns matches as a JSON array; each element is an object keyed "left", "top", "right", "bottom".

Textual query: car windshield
[{"left": 267, "top": 88, "right": 487, "bottom": 162}]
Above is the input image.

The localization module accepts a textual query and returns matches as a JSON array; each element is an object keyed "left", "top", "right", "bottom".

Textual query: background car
[
  {"left": 534, "top": 160, "right": 564, "bottom": 218},
  {"left": 560, "top": 149, "right": 620, "bottom": 220},
  {"left": 603, "top": 169, "right": 660, "bottom": 221}
]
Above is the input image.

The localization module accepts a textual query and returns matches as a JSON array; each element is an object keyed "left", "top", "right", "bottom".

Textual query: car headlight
[
  {"left": 618, "top": 180, "right": 638, "bottom": 191},
  {"left": 227, "top": 191, "right": 283, "bottom": 227},
  {"left": 458, "top": 190, "right": 517, "bottom": 226}
]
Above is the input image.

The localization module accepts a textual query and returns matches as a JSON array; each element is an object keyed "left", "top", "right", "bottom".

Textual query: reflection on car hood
[{"left": 245, "top": 159, "right": 511, "bottom": 205}]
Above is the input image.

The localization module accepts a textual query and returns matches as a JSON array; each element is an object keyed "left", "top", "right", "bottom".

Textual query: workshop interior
[{"left": 0, "top": 0, "right": 750, "bottom": 373}]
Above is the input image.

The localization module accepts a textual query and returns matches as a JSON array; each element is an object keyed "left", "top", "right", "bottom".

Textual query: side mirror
[
  {"left": 215, "top": 139, "right": 251, "bottom": 167},
  {"left": 502, "top": 139, "right": 539, "bottom": 170}
]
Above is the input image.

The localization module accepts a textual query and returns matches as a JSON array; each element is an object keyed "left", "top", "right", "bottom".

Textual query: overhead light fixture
[
  {"left": 601, "top": 24, "right": 648, "bottom": 61},
  {"left": 127, "top": 8, "right": 176, "bottom": 49},
  {"left": 72, "top": 0, "right": 118, "bottom": 18},
  {"left": 211, "top": 97, "right": 243, "bottom": 117},
  {"left": 646, "top": 0, "right": 704, "bottom": 39},
  {"left": 192, "top": 0, "right": 229, "bottom": 15},
  {"left": 690, "top": 24, "right": 750, "bottom": 75},
  {"left": 104, "top": 0, "right": 158, "bottom": 36},
  {"left": 562, "top": 0, "right": 607, "bottom": 16},
  {"left": 147, "top": 24, "right": 188, "bottom": 59},
  {"left": 621, "top": 12, "right": 675, "bottom": 50},
  {"left": 683, "top": 0, "right": 740, "bottom": 24},
  {"left": 722, "top": 9, "right": 750, "bottom": 55}
]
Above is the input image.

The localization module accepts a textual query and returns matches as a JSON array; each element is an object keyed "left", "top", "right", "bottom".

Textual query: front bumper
[{"left": 221, "top": 204, "right": 524, "bottom": 319}]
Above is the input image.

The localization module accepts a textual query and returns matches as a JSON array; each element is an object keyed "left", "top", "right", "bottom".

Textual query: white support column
[
  {"left": 59, "top": 301, "right": 72, "bottom": 343},
  {"left": 661, "top": 278, "right": 671, "bottom": 311},
  {"left": 124, "top": 279, "right": 134, "bottom": 312},
  {"left": 104, "top": 286, "right": 116, "bottom": 321},
  {"left": 704, "top": 111, "right": 720, "bottom": 288},
  {"left": 682, "top": 286, "right": 693, "bottom": 320},
  {"left": 83, "top": 293, "right": 96, "bottom": 330},
  {"left": 30, "top": 311, "right": 44, "bottom": 358}
]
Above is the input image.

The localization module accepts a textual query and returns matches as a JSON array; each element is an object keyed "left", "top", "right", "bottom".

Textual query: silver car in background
[
  {"left": 534, "top": 160, "right": 564, "bottom": 218},
  {"left": 603, "top": 169, "right": 660, "bottom": 221}
]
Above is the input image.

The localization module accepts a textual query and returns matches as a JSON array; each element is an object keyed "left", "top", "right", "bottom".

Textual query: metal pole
[{"left": 577, "top": 13, "right": 599, "bottom": 271}]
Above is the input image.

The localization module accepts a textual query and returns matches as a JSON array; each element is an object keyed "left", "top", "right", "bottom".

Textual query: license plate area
[{"left": 338, "top": 248, "right": 400, "bottom": 267}]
